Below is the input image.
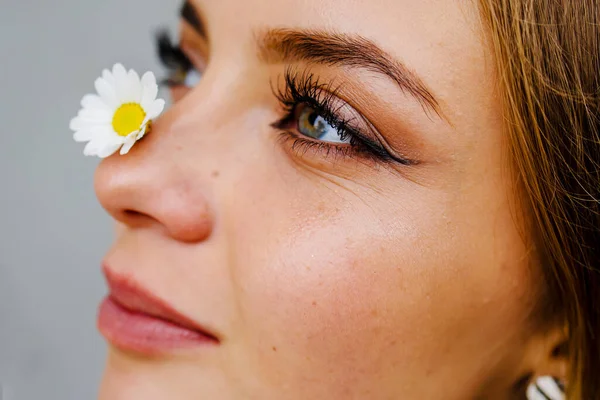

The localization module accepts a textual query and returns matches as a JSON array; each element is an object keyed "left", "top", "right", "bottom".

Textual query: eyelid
[
  {"left": 353, "top": 111, "right": 419, "bottom": 165},
  {"left": 179, "top": 40, "right": 208, "bottom": 70},
  {"left": 273, "top": 68, "right": 372, "bottom": 140},
  {"left": 300, "top": 83, "right": 417, "bottom": 165},
  {"left": 272, "top": 68, "right": 417, "bottom": 166},
  {"left": 321, "top": 86, "right": 420, "bottom": 166}
]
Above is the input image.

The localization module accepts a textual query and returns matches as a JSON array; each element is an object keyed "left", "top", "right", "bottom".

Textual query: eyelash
[
  {"left": 271, "top": 69, "right": 412, "bottom": 165},
  {"left": 155, "top": 34, "right": 412, "bottom": 166},
  {"left": 156, "top": 30, "right": 194, "bottom": 86}
]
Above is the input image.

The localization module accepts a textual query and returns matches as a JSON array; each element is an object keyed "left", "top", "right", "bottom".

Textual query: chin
[{"left": 98, "top": 347, "right": 233, "bottom": 400}]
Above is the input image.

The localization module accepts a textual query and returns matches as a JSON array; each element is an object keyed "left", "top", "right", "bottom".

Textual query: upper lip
[{"left": 102, "top": 264, "right": 220, "bottom": 343}]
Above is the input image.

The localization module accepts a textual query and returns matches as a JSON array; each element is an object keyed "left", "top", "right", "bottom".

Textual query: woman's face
[{"left": 95, "top": 0, "right": 540, "bottom": 398}]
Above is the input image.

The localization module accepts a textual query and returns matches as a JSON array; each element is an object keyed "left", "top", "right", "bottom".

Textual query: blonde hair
[{"left": 479, "top": 1, "right": 600, "bottom": 398}]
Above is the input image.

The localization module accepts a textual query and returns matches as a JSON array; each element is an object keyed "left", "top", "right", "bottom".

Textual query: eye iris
[
  {"left": 298, "top": 107, "right": 325, "bottom": 138},
  {"left": 297, "top": 106, "right": 347, "bottom": 144}
]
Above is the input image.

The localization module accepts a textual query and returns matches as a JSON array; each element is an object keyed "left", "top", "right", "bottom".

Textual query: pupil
[{"left": 308, "top": 112, "right": 319, "bottom": 126}]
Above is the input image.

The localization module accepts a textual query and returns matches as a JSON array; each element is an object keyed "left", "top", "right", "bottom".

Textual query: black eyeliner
[{"left": 272, "top": 68, "right": 414, "bottom": 165}]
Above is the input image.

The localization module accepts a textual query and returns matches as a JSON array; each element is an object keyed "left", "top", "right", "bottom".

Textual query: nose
[{"left": 94, "top": 106, "right": 213, "bottom": 243}]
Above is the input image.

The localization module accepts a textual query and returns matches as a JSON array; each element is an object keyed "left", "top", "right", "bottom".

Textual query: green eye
[{"left": 297, "top": 105, "right": 350, "bottom": 144}]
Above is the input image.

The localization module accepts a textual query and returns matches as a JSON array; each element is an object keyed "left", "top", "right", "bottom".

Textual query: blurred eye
[
  {"left": 296, "top": 105, "right": 350, "bottom": 144},
  {"left": 156, "top": 31, "right": 203, "bottom": 90},
  {"left": 167, "top": 67, "right": 202, "bottom": 89},
  {"left": 183, "top": 68, "right": 202, "bottom": 88}
]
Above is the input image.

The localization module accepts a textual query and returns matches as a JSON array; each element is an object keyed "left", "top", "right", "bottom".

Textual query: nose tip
[{"left": 94, "top": 141, "right": 214, "bottom": 243}]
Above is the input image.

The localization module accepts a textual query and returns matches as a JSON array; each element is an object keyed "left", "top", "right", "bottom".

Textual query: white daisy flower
[{"left": 70, "top": 63, "right": 166, "bottom": 158}]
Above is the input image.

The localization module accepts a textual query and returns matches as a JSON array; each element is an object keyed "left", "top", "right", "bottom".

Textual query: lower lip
[{"left": 97, "top": 297, "right": 216, "bottom": 355}]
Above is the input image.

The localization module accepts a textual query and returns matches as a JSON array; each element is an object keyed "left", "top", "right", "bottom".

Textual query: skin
[{"left": 95, "top": 0, "right": 565, "bottom": 398}]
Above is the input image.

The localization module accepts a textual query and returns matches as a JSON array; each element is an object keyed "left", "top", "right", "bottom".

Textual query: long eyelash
[
  {"left": 271, "top": 68, "right": 409, "bottom": 164},
  {"left": 272, "top": 68, "right": 354, "bottom": 141},
  {"left": 155, "top": 29, "right": 192, "bottom": 85}
]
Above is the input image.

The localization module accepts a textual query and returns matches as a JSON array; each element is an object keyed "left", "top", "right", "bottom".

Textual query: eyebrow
[
  {"left": 180, "top": 0, "right": 207, "bottom": 38},
  {"left": 258, "top": 29, "right": 445, "bottom": 120},
  {"left": 180, "top": 2, "right": 445, "bottom": 122}
]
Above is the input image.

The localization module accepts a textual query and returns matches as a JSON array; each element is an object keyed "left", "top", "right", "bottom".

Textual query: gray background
[{"left": 0, "top": 1, "right": 179, "bottom": 399}]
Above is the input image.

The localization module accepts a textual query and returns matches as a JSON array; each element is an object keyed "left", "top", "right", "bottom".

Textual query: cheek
[
  {"left": 228, "top": 198, "right": 537, "bottom": 393},
  {"left": 232, "top": 219, "right": 535, "bottom": 398},
  {"left": 232, "top": 206, "right": 439, "bottom": 390},
  {"left": 260, "top": 236, "right": 405, "bottom": 350},
  {"left": 223, "top": 151, "right": 536, "bottom": 395}
]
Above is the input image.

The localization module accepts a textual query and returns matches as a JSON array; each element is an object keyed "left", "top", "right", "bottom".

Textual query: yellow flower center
[{"left": 112, "top": 103, "right": 146, "bottom": 136}]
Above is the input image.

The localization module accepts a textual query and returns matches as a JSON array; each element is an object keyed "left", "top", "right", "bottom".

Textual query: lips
[{"left": 97, "top": 265, "right": 219, "bottom": 355}]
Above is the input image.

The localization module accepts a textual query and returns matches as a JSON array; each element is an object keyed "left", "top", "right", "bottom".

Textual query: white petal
[
  {"left": 120, "top": 134, "right": 138, "bottom": 155},
  {"left": 74, "top": 130, "right": 95, "bottom": 143},
  {"left": 119, "top": 69, "right": 136, "bottom": 103},
  {"left": 121, "top": 128, "right": 143, "bottom": 143},
  {"left": 146, "top": 99, "right": 165, "bottom": 119},
  {"left": 97, "top": 142, "right": 124, "bottom": 158},
  {"left": 112, "top": 63, "right": 129, "bottom": 103},
  {"left": 83, "top": 139, "right": 101, "bottom": 156},
  {"left": 102, "top": 69, "right": 116, "bottom": 86},
  {"left": 83, "top": 131, "right": 123, "bottom": 155},
  {"left": 141, "top": 71, "right": 157, "bottom": 90},
  {"left": 112, "top": 63, "right": 126, "bottom": 76},
  {"left": 73, "top": 130, "right": 91, "bottom": 142},
  {"left": 81, "top": 94, "right": 108, "bottom": 110},
  {"left": 92, "top": 134, "right": 125, "bottom": 157},
  {"left": 136, "top": 123, "right": 148, "bottom": 141},
  {"left": 127, "top": 69, "right": 142, "bottom": 103},
  {"left": 140, "top": 71, "right": 158, "bottom": 108},
  {"left": 70, "top": 117, "right": 93, "bottom": 131},
  {"left": 70, "top": 110, "right": 110, "bottom": 130},
  {"left": 77, "top": 107, "right": 112, "bottom": 121},
  {"left": 73, "top": 125, "right": 111, "bottom": 142},
  {"left": 94, "top": 77, "right": 119, "bottom": 108}
]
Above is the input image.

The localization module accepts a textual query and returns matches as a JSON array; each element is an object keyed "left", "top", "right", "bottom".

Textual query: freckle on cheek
[{"left": 211, "top": 170, "right": 220, "bottom": 178}]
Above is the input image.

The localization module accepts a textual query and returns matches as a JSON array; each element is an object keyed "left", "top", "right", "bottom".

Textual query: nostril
[
  {"left": 123, "top": 209, "right": 144, "bottom": 218},
  {"left": 121, "top": 209, "right": 150, "bottom": 224},
  {"left": 118, "top": 209, "right": 156, "bottom": 229}
]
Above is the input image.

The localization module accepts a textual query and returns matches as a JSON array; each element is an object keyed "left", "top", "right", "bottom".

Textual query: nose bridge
[
  {"left": 93, "top": 85, "right": 240, "bottom": 242},
  {"left": 143, "top": 84, "right": 236, "bottom": 167}
]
